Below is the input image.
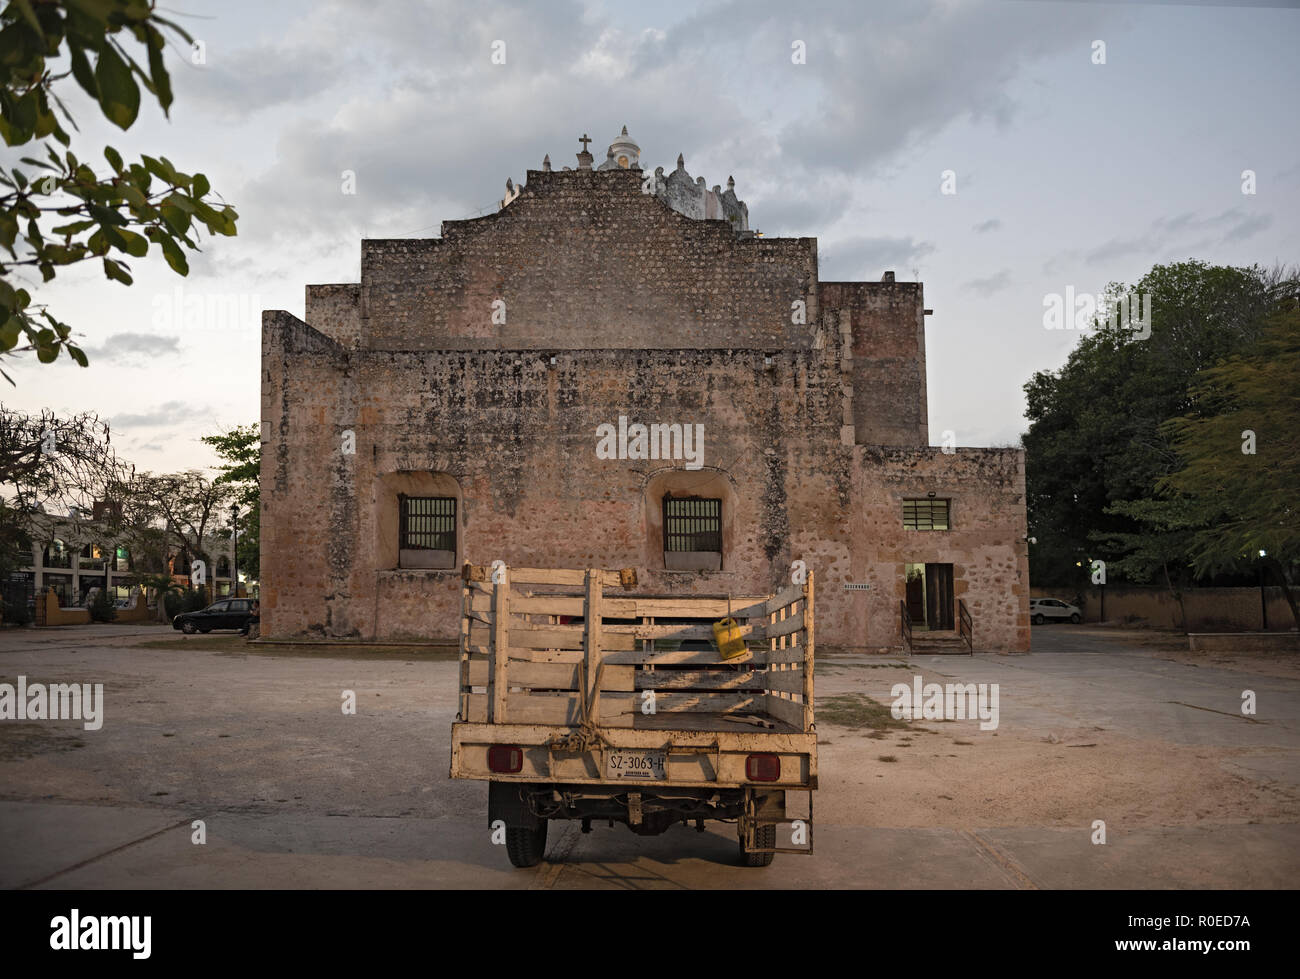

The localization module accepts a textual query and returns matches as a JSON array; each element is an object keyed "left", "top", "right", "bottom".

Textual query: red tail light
[
  {"left": 487, "top": 745, "right": 523, "bottom": 774},
  {"left": 746, "top": 753, "right": 780, "bottom": 782}
]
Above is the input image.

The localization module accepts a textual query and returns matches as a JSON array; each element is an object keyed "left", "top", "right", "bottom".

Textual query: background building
[{"left": 260, "top": 129, "right": 1030, "bottom": 652}]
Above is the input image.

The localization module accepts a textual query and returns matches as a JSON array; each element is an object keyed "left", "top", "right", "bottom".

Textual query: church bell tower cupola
[{"left": 597, "top": 125, "right": 641, "bottom": 171}]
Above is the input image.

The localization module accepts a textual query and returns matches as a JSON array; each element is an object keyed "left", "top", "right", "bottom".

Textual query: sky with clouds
[{"left": 4, "top": 0, "right": 1297, "bottom": 474}]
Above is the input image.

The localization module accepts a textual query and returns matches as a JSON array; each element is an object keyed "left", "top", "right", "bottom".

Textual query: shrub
[
  {"left": 3, "top": 600, "right": 32, "bottom": 626},
  {"left": 89, "top": 588, "right": 117, "bottom": 623}
]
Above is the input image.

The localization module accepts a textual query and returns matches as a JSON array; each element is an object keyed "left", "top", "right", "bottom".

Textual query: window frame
[
  {"left": 662, "top": 494, "right": 723, "bottom": 571},
  {"left": 398, "top": 494, "right": 458, "bottom": 570},
  {"left": 902, "top": 498, "right": 951, "bottom": 531}
]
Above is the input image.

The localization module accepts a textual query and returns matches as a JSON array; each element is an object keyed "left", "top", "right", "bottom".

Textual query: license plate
[{"left": 605, "top": 750, "right": 668, "bottom": 780}]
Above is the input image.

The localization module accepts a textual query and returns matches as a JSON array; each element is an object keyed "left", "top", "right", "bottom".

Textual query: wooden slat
[
  {"left": 585, "top": 570, "right": 603, "bottom": 721},
  {"left": 503, "top": 662, "right": 636, "bottom": 692},
  {"left": 603, "top": 623, "right": 765, "bottom": 641},
  {"left": 764, "top": 693, "right": 806, "bottom": 729},
  {"left": 470, "top": 593, "right": 770, "bottom": 620},
  {"left": 803, "top": 572, "right": 815, "bottom": 732},
  {"left": 764, "top": 646, "right": 807, "bottom": 664},
  {"left": 765, "top": 582, "right": 806, "bottom": 614},
  {"left": 492, "top": 580, "right": 509, "bottom": 722},
  {"left": 762, "top": 670, "right": 805, "bottom": 694},
  {"left": 601, "top": 692, "right": 758, "bottom": 715},
  {"left": 463, "top": 693, "right": 488, "bottom": 723},
  {"left": 509, "top": 661, "right": 580, "bottom": 689},
  {"left": 505, "top": 648, "right": 585, "bottom": 664},
  {"left": 466, "top": 657, "right": 489, "bottom": 687},
  {"left": 506, "top": 626, "right": 637, "bottom": 651},
  {"left": 604, "top": 647, "right": 754, "bottom": 666},
  {"left": 766, "top": 610, "right": 805, "bottom": 638},
  {"left": 635, "top": 670, "right": 763, "bottom": 691}
]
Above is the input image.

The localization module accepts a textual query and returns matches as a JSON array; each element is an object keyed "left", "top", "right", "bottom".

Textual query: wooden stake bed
[{"left": 449, "top": 566, "right": 817, "bottom": 791}]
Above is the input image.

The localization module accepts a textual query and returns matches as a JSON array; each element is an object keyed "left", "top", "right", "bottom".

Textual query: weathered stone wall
[
  {"left": 260, "top": 170, "right": 1027, "bottom": 652},
  {"left": 305, "top": 284, "right": 361, "bottom": 348},
  {"left": 821, "top": 281, "right": 928, "bottom": 447},
  {"left": 850, "top": 447, "right": 1030, "bottom": 652},
  {"left": 358, "top": 168, "right": 817, "bottom": 352}
]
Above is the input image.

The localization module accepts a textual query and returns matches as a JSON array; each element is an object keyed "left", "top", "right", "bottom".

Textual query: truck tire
[
  {"left": 740, "top": 822, "right": 776, "bottom": 867},
  {"left": 506, "top": 821, "right": 548, "bottom": 868}
]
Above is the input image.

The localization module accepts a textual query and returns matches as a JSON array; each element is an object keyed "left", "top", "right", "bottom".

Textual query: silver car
[{"left": 1030, "top": 598, "right": 1082, "bottom": 625}]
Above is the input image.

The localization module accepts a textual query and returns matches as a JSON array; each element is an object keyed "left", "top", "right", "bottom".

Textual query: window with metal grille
[
  {"left": 903, "top": 499, "right": 950, "bottom": 531},
  {"left": 399, "top": 496, "right": 457, "bottom": 551},
  {"left": 663, "top": 496, "right": 722, "bottom": 552}
]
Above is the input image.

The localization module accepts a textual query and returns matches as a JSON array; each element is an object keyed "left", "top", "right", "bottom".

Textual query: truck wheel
[
  {"left": 740, "top": 822, "right": 776, "bottom": 867},
  {"left": 506, "top": 821, "right": 548, "bottom": 868}
]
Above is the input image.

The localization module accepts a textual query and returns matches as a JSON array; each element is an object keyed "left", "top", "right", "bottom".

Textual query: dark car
[{"left": 172, "top": 598, "right": 256, "bottom": 635}]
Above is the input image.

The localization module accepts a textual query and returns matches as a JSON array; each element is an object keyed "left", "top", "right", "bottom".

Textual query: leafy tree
[
  {"left": 129, "top": 569, "right": 177, "bottom": 622},
  {"left": 88, "top": 583, "right": 115, "bottom": 621},
  {"left": 1158, "top": 307, "right": 1300, "bottom": 627},
  {"left": 125, "top": 469, "right": 231, "bottom": 580},
  {"left": 0, "top": 0, "right": 240, "bottom": 381},
  {"left": 200, "top": 423, "right": 258, "bottom": 580},
  {"left": 1023, "top": 261, "right": 1296, "bottom": 589}
]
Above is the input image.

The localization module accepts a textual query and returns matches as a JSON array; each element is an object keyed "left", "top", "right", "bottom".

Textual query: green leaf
[
  {"left": 192, "top": 173, "right": 210, "bottom": 198},
  {"left": 159, "top": 203, "right": 191, "bottom": 236},
  {"left": 104, "top": 146, "right": 123, "bottom": 172},
  {"left": 146, "top": 26, "right": 172, "bottom": 114},
  {"left": 68, "top": 41, "right": 99, "bottom": 98},
  {"left": 9, "top": 0, "right": 45, "bottom": 41},
  {"left": 0, "top": 316, "right": 21, "bottom": 350},
  {"left": 159, "top": 233, "right": 188, "bottom": 275},
  {"left": 102, "top": 256, "right": 132, "bottom": 284},
  {"left": 116, "top": 228, "right": 148, "bottom": 257},
  {"left": 141, "top": 154, "right": 176, "bottom": 184},
  {"left": 94, "top": 41, "right": 141, "bottom": 130},
  {"left": 52, "top": 219, "right": 96, "bottom": 235},
  {"left": 68, "top": 345, "right": 89, "bottom": 367}
]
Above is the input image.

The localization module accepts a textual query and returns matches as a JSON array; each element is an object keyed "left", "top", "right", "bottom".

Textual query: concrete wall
[{"left": 1032, "top": 584, "right": 1299, "bottom": 632}]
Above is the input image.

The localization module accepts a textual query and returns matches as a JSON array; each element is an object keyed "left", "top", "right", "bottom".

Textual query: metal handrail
[
  {"left": 958, "top": 598, "right": 973, "bottom": 655},
  {"left": 900, "top": 600, "right": 912, "bottom": 656}
]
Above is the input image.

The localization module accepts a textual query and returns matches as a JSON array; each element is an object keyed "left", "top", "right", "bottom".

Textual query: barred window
[
  {"left": 400, "top": 496, "right": 457, "bottom": 552},
  {"left": 664, "top": 496, "right": 722, "bottom": 553},
  {"left": 903, "top": 499, "right": 950, "bottom": 531}
]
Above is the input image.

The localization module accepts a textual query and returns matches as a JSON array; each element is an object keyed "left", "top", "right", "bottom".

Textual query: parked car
[
  {"left": 1030, "top": 598, "right": 1082, "bottom": 625},
  {"left": 172, "top": 598, "right": 257, "bottom": 635}
]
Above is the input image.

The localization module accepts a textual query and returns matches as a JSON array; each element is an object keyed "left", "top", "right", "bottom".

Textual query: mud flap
[
  {"left": 488, "top": 781, "right": 544, "bottom": 830},
  {"left": 740, "top": 788, "right": 814, "bottom": 854}
]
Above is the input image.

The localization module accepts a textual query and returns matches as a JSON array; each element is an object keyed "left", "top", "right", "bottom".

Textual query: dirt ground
[{"left": 1, "top": 622, "right": 1296, "bottom": 888}]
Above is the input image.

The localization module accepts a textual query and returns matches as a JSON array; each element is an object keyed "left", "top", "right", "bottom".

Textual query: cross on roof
[{"left": 579, "top": 134, "right": 592, "bottom": 151}]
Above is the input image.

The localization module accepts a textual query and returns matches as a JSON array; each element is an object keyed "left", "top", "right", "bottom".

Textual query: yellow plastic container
[{"left": 713, "top": 617, "right": 748, "bottom": 660}]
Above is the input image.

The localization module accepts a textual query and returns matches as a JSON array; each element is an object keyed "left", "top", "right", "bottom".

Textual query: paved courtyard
[{"left": 1, "top": 623, "right": 1295, "bottom": 889}]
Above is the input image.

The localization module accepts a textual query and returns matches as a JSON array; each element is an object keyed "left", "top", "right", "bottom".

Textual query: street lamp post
[{"left": 230, "top": 504, "right": 238, "bottom": 599}]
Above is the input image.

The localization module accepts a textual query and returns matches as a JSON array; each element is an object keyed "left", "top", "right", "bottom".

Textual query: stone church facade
[{"left": 260, "top": 128, "right": 1030, "bottom": 652}]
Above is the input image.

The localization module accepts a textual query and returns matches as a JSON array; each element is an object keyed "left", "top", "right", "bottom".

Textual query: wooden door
[{"left": 926, "top": 564, "right": 954, "bottom": 631}]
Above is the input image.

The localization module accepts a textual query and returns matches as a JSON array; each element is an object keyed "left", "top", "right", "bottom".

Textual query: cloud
[
  {"left": 109, "top": 401, "right": 196, "bottom": 429},
  {"left": 819, "top": 235, "right": 935, "bottom": 281},
  {"left": 768, "top": 0, "right": 1114, "bottom": 175},
  {"left": 963, "top": 269, "right": 1012, "bottom": 296},
  {"left": 1045, "top": 207, "right": 1278, "bottom": 273},
  {"left": 1223, "top": 212, "right": 1273, "bottom": 243},
  {"left": 972, "top": 218, "right": 1002, "bottom": 234},
  {"left": 79, "top": 332, "right": 181, "bottom": 365}
]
